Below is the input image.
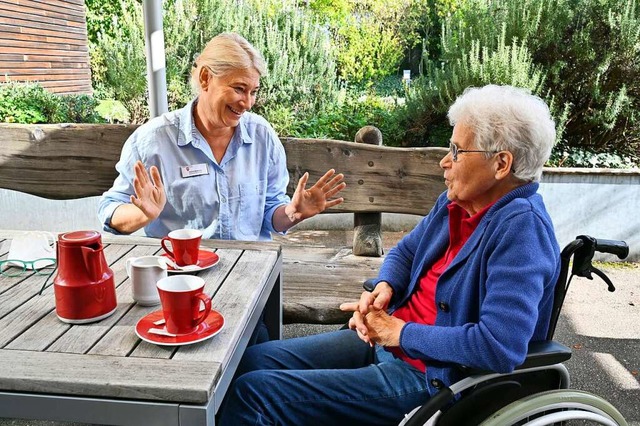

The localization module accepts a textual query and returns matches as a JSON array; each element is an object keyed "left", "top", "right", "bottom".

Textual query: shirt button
[
  {"left": 438, "top": 302, "right": 450, "bottom": 313},
  {"left": 221, "top": 197, "right": 227, "bottom": 203},
  {"left": 430, "top": 379, "right": 444, "bottom": 389}
]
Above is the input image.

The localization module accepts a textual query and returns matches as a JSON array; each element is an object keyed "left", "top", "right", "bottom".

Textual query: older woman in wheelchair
[{"left": 217, "top": 85, "right": 629, "bottom": 426}]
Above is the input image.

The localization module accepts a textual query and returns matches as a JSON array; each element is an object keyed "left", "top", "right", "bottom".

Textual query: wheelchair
[{"left": 389, "top": 235, "right": 631, "bottom": 426}]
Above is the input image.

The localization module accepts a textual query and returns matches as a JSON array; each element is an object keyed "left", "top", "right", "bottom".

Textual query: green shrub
[
  {"left": 0, "top": 82, "right": 102, "bottom": 124},
  {"left": 268, "top": 88, "right": 405, "bottom": 144},
  {"left": 90, "top": 0, "right": 339, "bottom": 123},
  {"left": 94, "top": 0, "right": 148, "bottom": 123},
  {"left": 306, "top": 0, "right": 430, "bottom": 85},
  {"left": 0, "top": 82, "right": 52, "bottom": 123},
  {"left": 397, "top": 25, "right": 546, "bottom": 147},
  {"left": 402, "top": 0, "right": 640, "bottom": 164},
  {"left": 549, "top": 145, "right": 639, "bottom": 168},
  {"left": 95, "top": 99, "right": 130, "bottom": 123}
]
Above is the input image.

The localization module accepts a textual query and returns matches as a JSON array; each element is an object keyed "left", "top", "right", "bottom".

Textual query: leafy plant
[
  {"left": 0, "top": 82, "right": 51, "bottom": 123},
  {"left": 89, "top": 0, "right": 340, "bottom": 123},
  {"left": 306, "top": 0, "right": 432, "bottom": 85},
  {"left": 397, "top": 23, "right": 546, "bottom": 147},
  {"left": 398, "top": 0, "right": 640, "bottom": 164},
  {"left": 548, "top": 145, "right": 638, "bottom": 168},
  {"left": 267, "top": 87, "right": 405, "bottom": 144},
  {"left": 95, "top": 100, "right": 131, "bottom": 123},
  {"left": 0, "top": 82, "right": 102, "bottom": 124},
  {"left": 94, "top": 0, "right": 148, "bottom": 123}
]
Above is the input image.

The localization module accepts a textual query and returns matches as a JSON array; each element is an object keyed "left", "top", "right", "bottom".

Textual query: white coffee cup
[{"left": 125, "top": 256, "right": 168, "bottom": 306}]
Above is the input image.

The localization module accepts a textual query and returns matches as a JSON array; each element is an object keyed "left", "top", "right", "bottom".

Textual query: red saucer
[
  {"left": 161, "top": 250, "right": 219, "bottom": 273},
  {"left": 135, "top": 309, "right": 224, "bottom": 346}
]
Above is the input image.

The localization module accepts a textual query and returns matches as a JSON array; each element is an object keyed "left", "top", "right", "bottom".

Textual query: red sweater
[{"left": 388, "top": 202, "right": 493, "bottom": 372}]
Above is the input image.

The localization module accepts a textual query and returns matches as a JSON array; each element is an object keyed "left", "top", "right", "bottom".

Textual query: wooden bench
[{"left": 0, "top": 123, "right": 447, "bottom": 324}]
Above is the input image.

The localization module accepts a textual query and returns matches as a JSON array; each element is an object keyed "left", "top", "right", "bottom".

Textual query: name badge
[{"left": 180, "top": 163, "right": 209, "bottom": 178}]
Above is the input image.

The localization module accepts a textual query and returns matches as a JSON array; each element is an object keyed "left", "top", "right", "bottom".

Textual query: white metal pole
[{"left": 142, "top": 0, "right": 169, "bottom": 118}]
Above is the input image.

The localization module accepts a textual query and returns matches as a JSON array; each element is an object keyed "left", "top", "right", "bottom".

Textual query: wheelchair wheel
[{"left": 479, "top": 389, "right": 628, "bottom": 426}]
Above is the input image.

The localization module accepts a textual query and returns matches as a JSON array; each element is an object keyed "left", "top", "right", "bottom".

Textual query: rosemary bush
[
  {"left": 399, "top": 0, "right": 640, "bottom": 165},
  {"left": 396, "top": 24, "right": 547, "bottom": 146},
  {"left": 91, "top": 0, "right": 339, "bottom": 124}
]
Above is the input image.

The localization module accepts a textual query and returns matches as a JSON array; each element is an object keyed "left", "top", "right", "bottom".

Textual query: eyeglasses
[
  {"left": 449, "top": 142, "right": 499, "bottom": 162},
  {"left": 0, "top": 258, "right": 57, "bottom": 277}
]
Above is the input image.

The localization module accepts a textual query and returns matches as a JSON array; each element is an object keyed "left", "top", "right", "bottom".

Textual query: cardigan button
[
  {"left": 438, "top": 301, "right": 450, "bottom": 313},
  {"left": 430, "top": 379, "right": 444, "bottom": 389}
]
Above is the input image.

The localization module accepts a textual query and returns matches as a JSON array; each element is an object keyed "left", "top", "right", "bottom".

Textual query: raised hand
[
  {"left": 130, "top": 160, "right": 166, "bottom": 221},
  {"left": 287, "top": 169, "right": 346, "bottom": 222}
]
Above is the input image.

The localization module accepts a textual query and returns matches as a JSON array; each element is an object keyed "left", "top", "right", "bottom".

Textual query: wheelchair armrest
[
  {"left": 515, "top": 340, "right": 572, "bottom": 370},
  {"left": 458, "top": 341, "right": 572, "bottom": 375},
  {"left": 363, "top": 278, "right": 377, "bottom": 292}
]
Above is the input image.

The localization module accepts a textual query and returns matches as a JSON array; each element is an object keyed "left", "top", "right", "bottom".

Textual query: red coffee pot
[{"left": 53, "top": 231, "right": 117, "bottom": 323}]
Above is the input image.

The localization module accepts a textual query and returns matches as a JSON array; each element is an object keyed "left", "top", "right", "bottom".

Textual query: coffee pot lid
[{"left": 58, "top": 230, "right": 102, "bottom": 246}]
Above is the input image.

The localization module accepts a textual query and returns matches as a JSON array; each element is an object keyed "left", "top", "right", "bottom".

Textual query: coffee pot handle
[{"left": 81, "top": 246, "right": 104, "bottom": 283}]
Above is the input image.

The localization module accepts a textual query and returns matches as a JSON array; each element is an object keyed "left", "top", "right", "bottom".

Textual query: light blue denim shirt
[{"left": 98, "top": 99, "right": 291, "bottom": 240}]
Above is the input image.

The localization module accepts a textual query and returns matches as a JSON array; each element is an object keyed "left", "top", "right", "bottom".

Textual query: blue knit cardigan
[{"left": 377, "top": 182, "right": 561, "bottom": 396}]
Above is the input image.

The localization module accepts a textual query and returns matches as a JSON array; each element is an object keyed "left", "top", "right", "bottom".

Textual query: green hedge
[
  {"left": 396, "top": 0, "right": 640, "bottom": 167},
  {"left": 91, "top": 0, "right": 339, "bottom": 124},
  {"left": 0, "top": 82, "right": 102, "bottom": 124}
]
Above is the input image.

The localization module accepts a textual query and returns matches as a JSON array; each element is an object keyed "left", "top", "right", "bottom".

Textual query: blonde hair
[{"left": 190, "top": 32, "right": 266, "bottom": 94}]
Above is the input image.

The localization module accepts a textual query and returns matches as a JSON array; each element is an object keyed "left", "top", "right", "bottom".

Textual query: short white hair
[{"left": 448, "top": 85, "right": 556, "bottom": 182}]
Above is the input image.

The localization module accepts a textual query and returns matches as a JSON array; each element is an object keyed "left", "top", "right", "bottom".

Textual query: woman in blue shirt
[{"left": 98, "top": 32, "right": 345, "bottom": 240}]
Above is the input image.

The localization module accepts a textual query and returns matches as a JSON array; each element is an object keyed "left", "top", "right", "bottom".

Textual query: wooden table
[{"left": 0, "top": 231, "right": 282, "bottom": 426}]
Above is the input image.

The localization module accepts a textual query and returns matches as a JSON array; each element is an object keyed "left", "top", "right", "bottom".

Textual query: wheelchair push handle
[
  {"left": 571, "top": 235, "right": 629, "bottom": 292},
  {"left": 593, "top": 237, "right": 629, "bottom": 259}
]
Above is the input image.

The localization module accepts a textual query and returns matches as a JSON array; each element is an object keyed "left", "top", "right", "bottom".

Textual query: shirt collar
[
  {"left": 236, "top": 114, "right": 253, "bottom": 144},
  {"left": 176, "top": 98, "right": 253, "bottom": 147},
  {"left": 173, "top": 99, "right": 197, "bottom": 147},
  {"left": 447, "top": 201, "right": 494, "bottom": 246}
]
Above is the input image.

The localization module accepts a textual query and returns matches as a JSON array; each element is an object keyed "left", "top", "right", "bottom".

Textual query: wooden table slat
[
  {"left": 0, "top": 350, "right": 219, "bottom": 404},
  {"left": 0, "top": 239, "right": 10, "bottom": 256}
]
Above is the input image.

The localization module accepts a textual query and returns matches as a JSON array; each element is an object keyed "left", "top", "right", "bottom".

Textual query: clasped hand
[{"left": 339, "top": 281, "right": 405, "bottom": 347}]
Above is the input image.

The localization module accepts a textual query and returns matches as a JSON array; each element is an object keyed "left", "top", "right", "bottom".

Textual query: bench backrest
[{"left": 0, "top": 124, "right": 447, "bottom": 216}]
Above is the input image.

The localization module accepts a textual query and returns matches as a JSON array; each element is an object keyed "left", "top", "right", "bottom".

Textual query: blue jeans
[{"left": 217, "top": 329, "right": 430, "bottom": 425}]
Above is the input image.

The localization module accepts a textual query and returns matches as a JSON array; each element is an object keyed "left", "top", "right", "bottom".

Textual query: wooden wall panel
[{"left": 0, "top": 0, "right": 92, "bottom": 95}]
